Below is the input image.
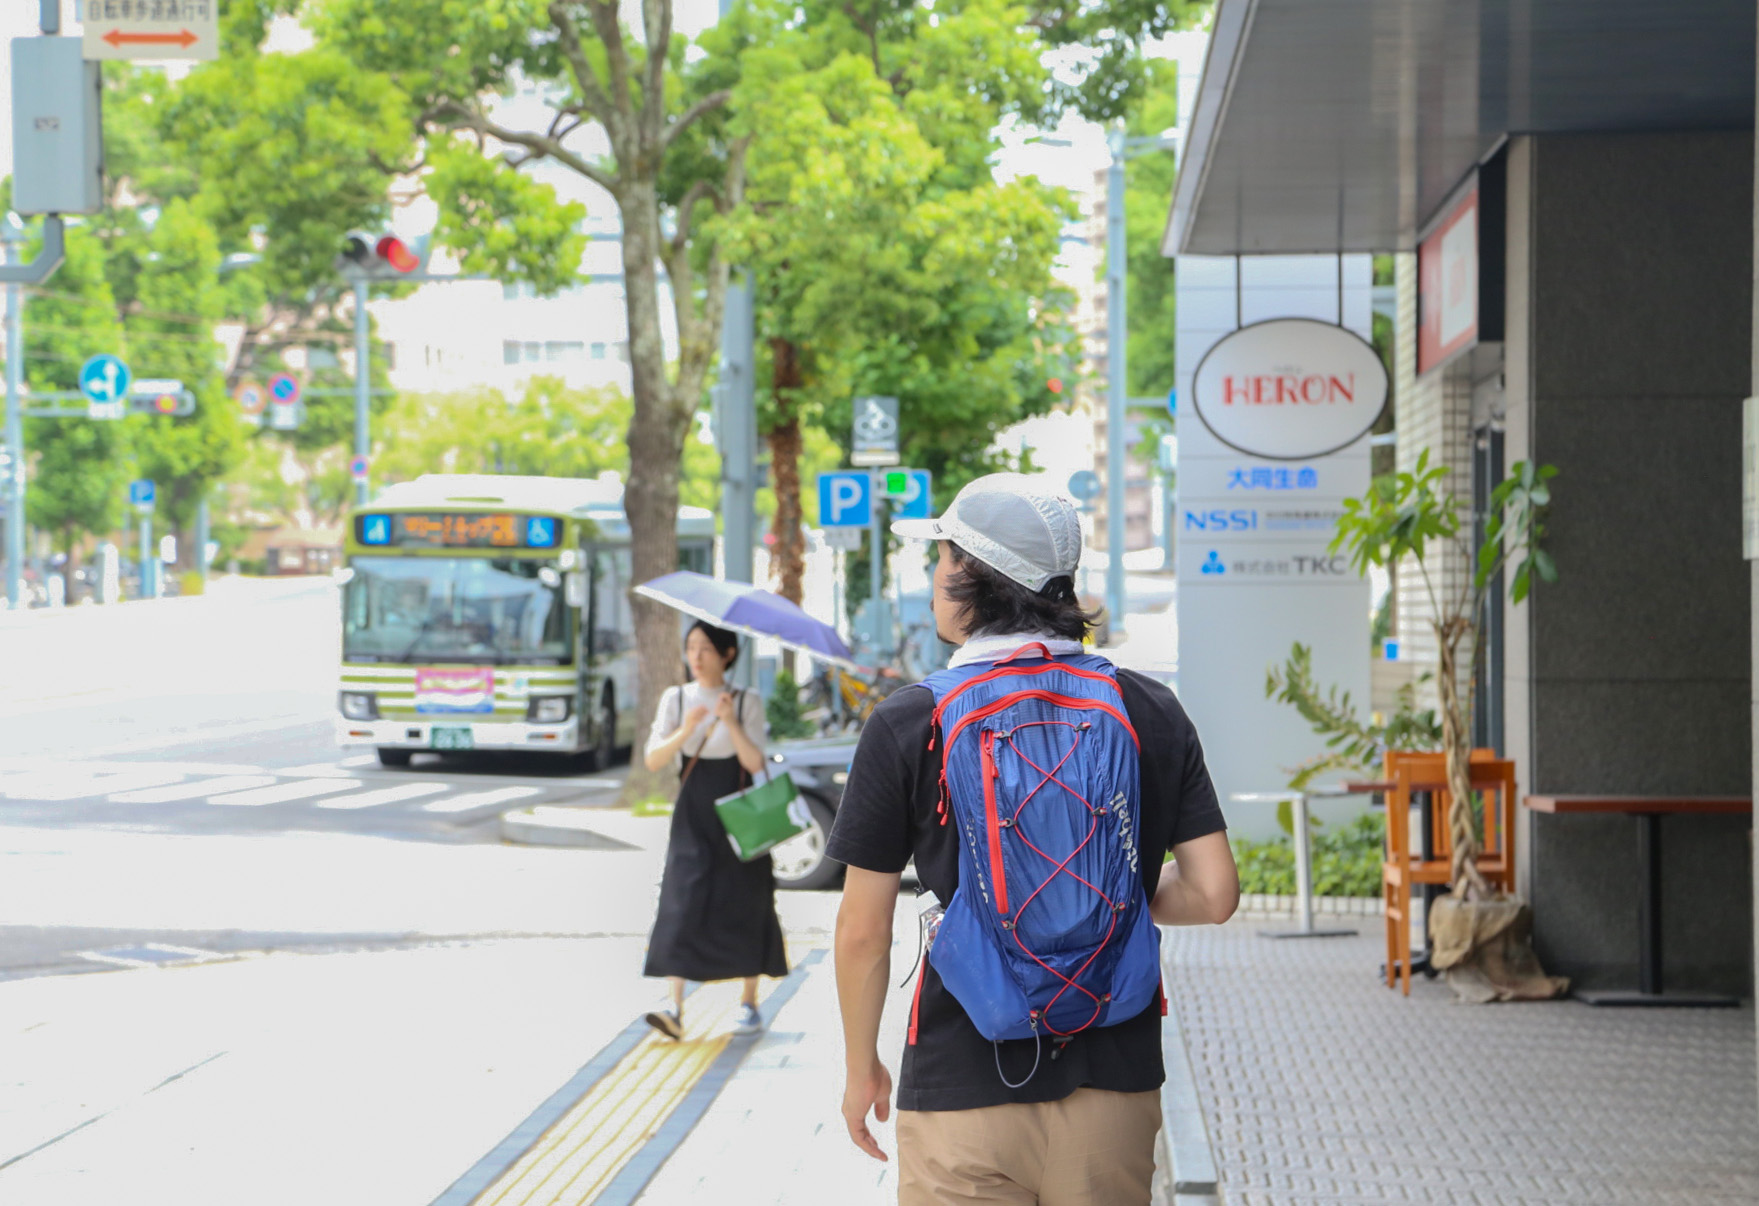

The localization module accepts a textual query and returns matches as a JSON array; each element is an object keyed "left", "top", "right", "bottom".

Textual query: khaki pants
[{"left": 896, "top": 1088, "right": 1161, "bottom": 1205}]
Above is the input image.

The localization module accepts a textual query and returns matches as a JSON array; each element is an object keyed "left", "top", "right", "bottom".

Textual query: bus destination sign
[{"left": 357, "top": 512, "right": 561, "bottom": 549}]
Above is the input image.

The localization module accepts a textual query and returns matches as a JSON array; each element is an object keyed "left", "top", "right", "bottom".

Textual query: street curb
[
  {"left": 498, "top": 805, "right": 641, "bottom": 850},
  {"left": 1160, "top": 952, "right": 1220, "bottom": 1198}
]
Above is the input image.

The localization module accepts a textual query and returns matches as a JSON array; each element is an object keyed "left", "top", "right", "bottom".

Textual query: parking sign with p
[{"left": 818, "top": 471, "right": 872, "bottom": 528}]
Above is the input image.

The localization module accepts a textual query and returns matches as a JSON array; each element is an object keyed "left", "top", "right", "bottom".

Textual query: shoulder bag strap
[{"left": 677, "top": 688, "right": 720, "bottom": 789}]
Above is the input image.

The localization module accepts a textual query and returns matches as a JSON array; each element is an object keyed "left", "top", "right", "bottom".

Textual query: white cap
[{"left": 892, "top": 473, "right": 1082, "bottom": 592}]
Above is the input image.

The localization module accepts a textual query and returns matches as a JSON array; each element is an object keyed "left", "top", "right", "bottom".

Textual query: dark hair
[
  {"left": 685, "top": 620, "right": 740, "bottom": 670},
  {"left": 942, "top": 544, "right": 1097, "bottom": 642}
]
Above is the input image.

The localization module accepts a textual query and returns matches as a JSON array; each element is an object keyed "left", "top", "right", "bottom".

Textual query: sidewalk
[{"left": 1163, "top": 918, "right": 1759, "bottom": 1204}]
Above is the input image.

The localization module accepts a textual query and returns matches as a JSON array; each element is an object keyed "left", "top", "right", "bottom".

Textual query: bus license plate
[{"left": 431, "top": 726, "right": 474, "bottom": 751}]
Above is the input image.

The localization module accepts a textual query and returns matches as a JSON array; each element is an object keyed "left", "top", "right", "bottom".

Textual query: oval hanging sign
[{"left": 1191, "top": 318, "right": 1388, "bottom": 460}]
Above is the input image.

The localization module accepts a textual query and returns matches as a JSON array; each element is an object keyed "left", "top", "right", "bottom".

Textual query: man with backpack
[{"left": 828, "top": 473, "right": 1239, "bottom": 1204}]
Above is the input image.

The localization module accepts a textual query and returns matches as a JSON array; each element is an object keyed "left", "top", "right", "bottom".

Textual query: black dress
[{"left": 643, "top": 749, "right": 789, "bottom": 981}]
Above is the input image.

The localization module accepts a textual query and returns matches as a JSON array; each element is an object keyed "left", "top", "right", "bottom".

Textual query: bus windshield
[{"left": 344, "top": 556, "right": 572, "bottom": 664}]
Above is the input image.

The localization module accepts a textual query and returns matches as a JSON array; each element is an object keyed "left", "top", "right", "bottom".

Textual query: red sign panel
[{"left": 1418, "top": 187, "right": 1479, "bottom": 374}]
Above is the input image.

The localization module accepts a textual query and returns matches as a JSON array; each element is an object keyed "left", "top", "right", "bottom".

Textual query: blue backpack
[{"left": 912, "top": 643, "right": 1162, "bottom": 1081}]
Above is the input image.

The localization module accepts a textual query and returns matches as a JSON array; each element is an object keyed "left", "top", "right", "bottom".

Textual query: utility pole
[
  {"left": 716, "top": 0, "right": 759, "bottom": 689},
  {"left": 1101, "top": 126, "right": 1179, "bottom": 637},
  {"left": 352, "top": 277, "right": 370, "bottom": 506},
  {"left": 4, "top": 219, "right": 25, "bottom": 610},
  {"left": 1104, "top": 124, "right": 1129, "bottom": 632}
]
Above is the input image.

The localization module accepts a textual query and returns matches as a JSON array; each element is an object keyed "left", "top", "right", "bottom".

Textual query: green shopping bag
[{"left": 714, "top": 772, "right": 811, "bottom": 861}]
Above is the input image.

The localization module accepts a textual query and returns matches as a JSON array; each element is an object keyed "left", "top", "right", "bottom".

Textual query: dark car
[{"left": 765, "top": 735, "right": 859, "bottom": 891}]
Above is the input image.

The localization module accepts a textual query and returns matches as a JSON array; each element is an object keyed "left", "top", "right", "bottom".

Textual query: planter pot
[{"left": 1429, "top": 896, "right": 1570, "bottom": 1003}]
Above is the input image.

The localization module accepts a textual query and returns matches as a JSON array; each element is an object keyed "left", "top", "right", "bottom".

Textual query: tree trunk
[
  {"left": 618, "top": 178, "right": 689, "bottom": 806},
  {"left": 767, "top": 336, "right": 806, "bottom": 607},
  {"left": 1435, "top": 617, "right": 1490, "bottom": 899}
]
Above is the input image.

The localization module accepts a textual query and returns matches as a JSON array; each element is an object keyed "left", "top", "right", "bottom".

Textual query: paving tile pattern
[{"left": 1163, "top": 921, "right": 1759, "bottom": 1204}]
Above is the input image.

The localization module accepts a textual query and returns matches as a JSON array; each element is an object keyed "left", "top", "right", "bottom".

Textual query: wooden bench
[{"left": 1521, "top": 795, "right": 1752, "bottom": 1007}]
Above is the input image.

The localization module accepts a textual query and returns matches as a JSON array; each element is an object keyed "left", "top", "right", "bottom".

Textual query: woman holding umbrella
[{"left": 640, "top": 620, "right": 788, "bottom": 1038}]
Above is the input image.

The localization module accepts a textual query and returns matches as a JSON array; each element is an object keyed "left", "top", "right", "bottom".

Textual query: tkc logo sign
[{"left": 818, "top": 472, "right": 872, "bottom": 527}]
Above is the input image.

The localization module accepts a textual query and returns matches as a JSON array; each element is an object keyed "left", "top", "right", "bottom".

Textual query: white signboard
[
  {"left": 1191, "top": 318, "right": 1388, "bottom": 460},
  {"left": 83, "top": 1, "right": 219, "bottom": 62},
  {"left": 1175, "top": 256, "right": 1375, "bottom": 839}
]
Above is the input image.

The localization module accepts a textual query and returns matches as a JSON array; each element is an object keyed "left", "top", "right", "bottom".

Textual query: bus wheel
[
  {"left": 377, "top": 748, "right": 414, "bottom": 768},
  {"left": 591, "top": 698, "right": 617, "bottom": 771}
]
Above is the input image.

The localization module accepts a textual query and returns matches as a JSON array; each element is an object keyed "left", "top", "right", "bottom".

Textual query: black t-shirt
[{"left": 826, "top": 667, "right": 1226, "bottom": 1112}]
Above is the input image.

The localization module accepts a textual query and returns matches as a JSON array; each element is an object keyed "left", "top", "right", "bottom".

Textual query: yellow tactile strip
[{"left": 471, "top": 984, "right": 747, "bottom": 1206}]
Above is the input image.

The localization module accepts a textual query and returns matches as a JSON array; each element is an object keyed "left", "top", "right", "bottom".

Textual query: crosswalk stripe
[
  {"left": 267, "top": 762, "right": 361, "bottom": 779},
  {"left": 207, "top": 778, "right": 363, "bottom": 807},
  {"left": 108, "top": 775, "right": 278, "bottom": 804},
  {"left": 338, "top": 754, "right": 377, "bottom": 769},
  {"left": 315, "top": 782, "right": 450, "bottom": 810},
  {"left": 420, "top": 785, "right": 542, "bottom": 814}
]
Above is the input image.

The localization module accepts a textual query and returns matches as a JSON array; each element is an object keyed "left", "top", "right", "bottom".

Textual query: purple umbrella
[{"left": 634, "top": 571, "right": 862, "bottom": 670}]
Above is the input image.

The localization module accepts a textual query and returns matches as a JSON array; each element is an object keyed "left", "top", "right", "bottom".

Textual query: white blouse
[{"left": 646, "top": 681, "right": 767, "bottom": 762}]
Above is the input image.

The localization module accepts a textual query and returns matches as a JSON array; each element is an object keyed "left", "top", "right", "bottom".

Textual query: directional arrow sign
[
  {"left": 85, "top": 8, "right": 217, "bottom": 62},
  {"left": 104, "top": 29, "right": 198, "bottom": 48}
]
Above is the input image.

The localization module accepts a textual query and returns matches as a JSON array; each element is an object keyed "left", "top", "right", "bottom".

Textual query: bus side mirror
[{"left": 565, "top": 571, "right": 587, "bottom": 608}]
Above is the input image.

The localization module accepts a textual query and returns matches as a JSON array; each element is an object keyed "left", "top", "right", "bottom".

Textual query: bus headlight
[
  {"left": 340, "top": 691, "right": 378, "bottom": 720},
  {"left": 528, "top": 696, "right": 572, "bottom": 723}
]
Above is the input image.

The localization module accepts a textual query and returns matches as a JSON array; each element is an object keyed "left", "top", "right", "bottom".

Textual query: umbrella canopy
[{"left": 634, "top": 571, "right": 862, "bottom": 670}]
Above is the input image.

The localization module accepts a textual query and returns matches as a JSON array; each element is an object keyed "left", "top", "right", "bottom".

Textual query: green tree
[
  {"left": 19, "top": 228, "right": 130, "bottom": 574},
  {"left": 728, "top": 0, "right": 1070, "bottom": 605},
  {"left": 1331, "top": 452, "right": 1558, "bottom": 898},
  {"left": 1123, "top": 59, "right": 1179, "bottom": 398},
  {"left": 120, "top": 200, "right": 245, "bottom": 564},
  {"left": 373, "top": 378, "right": 722, "bottom": 509},
  {"left": 313, "top": 0, "right": 753, "bottom": 795}
]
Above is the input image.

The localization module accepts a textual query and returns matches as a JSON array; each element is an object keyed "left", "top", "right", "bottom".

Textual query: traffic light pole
[
  {"left": 4, "top": 226, "right": 24, "bottom": 610},
  {"left": 353, "top": 276, "right": 370, "bottom": 506}
]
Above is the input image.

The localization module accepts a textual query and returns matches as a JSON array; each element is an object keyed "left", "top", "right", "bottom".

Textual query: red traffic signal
[
  {"left": 376, "top": 235, "right": 419, "bottom": 273},
  {"left": 342, "top": 231, "right": 421, "bottom": 275},
  {"left": 1046, "top": 377, "right": 1064, "bottom": 394}
]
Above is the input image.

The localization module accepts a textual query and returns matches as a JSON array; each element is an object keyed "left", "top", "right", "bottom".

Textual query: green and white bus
[{"left": 336, "top": 474, "right": 714, "bottom": 767}]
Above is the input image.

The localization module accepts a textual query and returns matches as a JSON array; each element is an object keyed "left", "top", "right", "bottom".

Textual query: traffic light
[
  {"left": 340, "top": 231, "right": 423, "bottom": 277},
  {"left": 1046, "top": 377, "right": 1065, "bottom": 395},
  {"left": 128, "top": 389, "right": 195, "bottom": 417}
]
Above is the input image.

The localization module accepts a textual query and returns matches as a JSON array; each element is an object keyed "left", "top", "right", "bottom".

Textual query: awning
[{"left": 1165, "top": 0, "right": 1756, "bottom": 257}]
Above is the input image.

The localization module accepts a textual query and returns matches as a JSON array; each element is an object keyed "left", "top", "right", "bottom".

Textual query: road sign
[
  {"left": 159, "top": 535, "right": 178, "bottom": 564},
  {"left": 884, "top": 469, "right": 933, "bottom": 520},
  {"left": 350, "top": 455, "right": 370, "bottom": 483},
  {"left": 818, "top": 471, "right": 872, "bottom": 528},
  {"left": 1068, "top": 469, "right": 1102, "bottom": 502},
  {"left": 268, "top": 397, "right": 301, "bottom": 431},
  {"left": 821, "top": 527, "right": 863, "bottom": 552},
  {"left": 235, "top": 380, "right": 267, "bottom": 415},
  {"left": 128, "top": 479, "right": 156, "bottom": 510},
  {"left": 80, "top": 354, "right": 131, "bottom": 410},
  {"left": 84, "top": 4, "right": 219, "bottom": 62},
  {"left": 851, "top": 396, "right": 900, "bottom": 467},
  {"left": 269, "top": 373, "right": 302, "bottom": 406}
]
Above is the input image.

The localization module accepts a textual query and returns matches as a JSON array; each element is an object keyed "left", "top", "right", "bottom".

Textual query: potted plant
[{"left": 1327, "top": 451, "right": 1567, "bottom": 1000}]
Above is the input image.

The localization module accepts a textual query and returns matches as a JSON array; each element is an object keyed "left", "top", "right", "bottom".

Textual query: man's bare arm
[
  {"left": 1150, "top": 831, "right": 1240, "bottom": 925},
  {"left": 835, "top": 866, "right": 901, "bottom": 1161}
]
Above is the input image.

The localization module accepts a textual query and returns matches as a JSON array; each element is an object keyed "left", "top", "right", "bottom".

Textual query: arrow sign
[
  {"left": 103, "top": 29, "right": 198, "bottom": 47},
  {"left": 84, "top": 10, "right": 217, "bottom": 62}
]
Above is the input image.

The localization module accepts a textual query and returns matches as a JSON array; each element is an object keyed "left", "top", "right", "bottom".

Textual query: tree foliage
[
  {"left": 372, "top": 378, "right": 721, "bottom": 511},
  {"left": 1122, "top": 58, "right": 1179, "bottom": 398},
  {"left": 725, "top": 0, "right": 1072, "bottom": 604}
]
